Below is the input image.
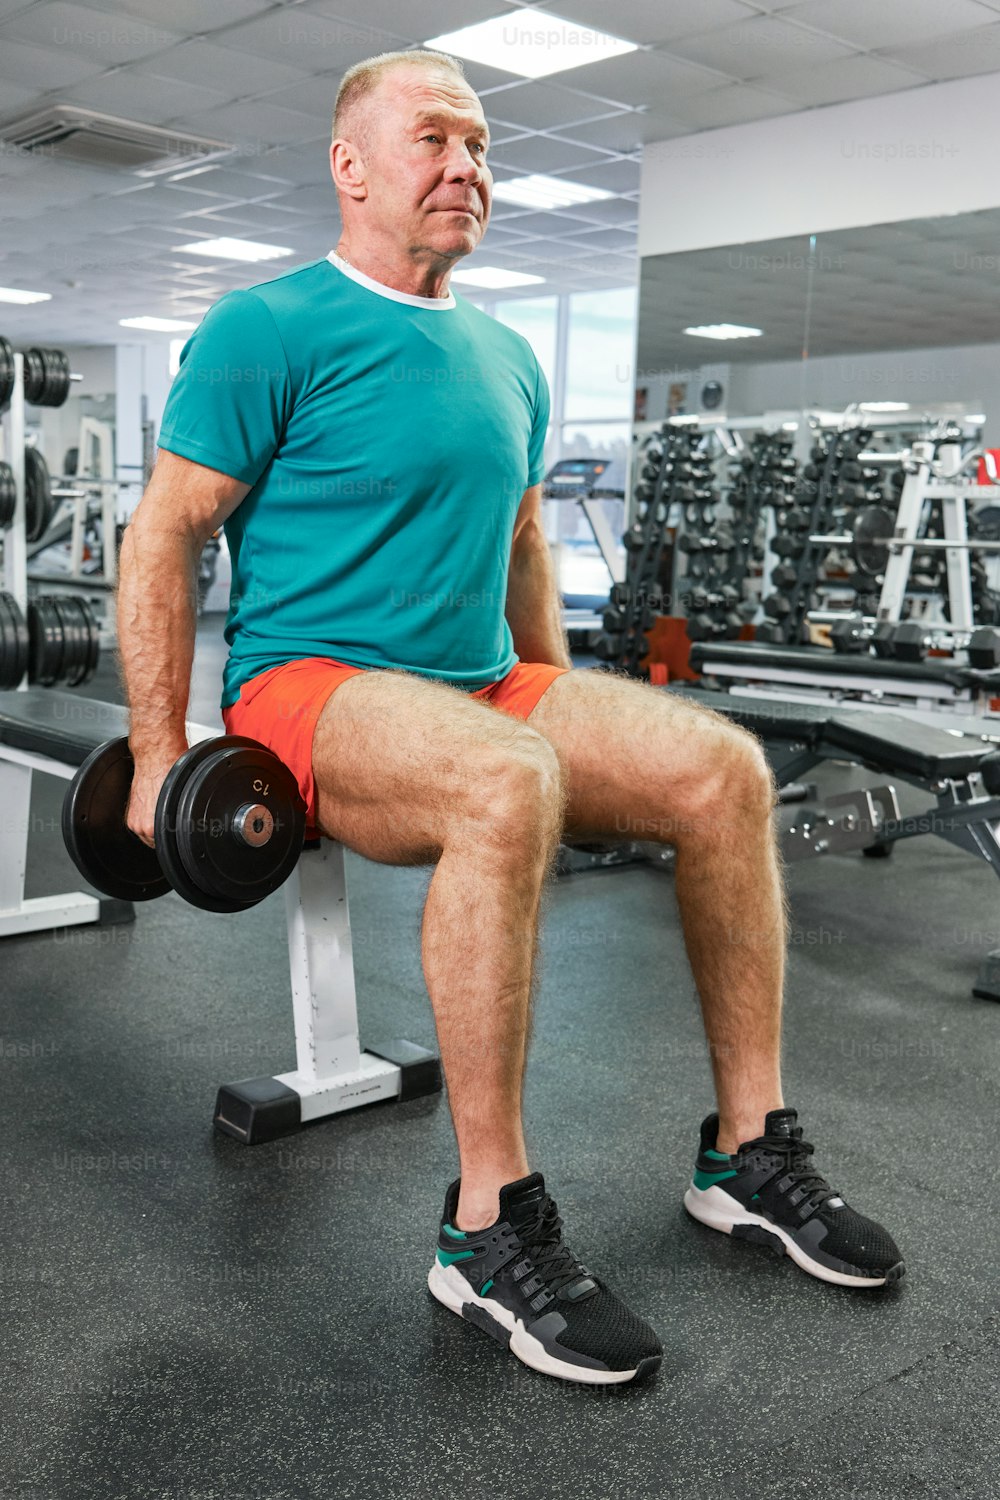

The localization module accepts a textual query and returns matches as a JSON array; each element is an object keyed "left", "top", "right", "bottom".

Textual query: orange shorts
[{"left": 221, "top": 657, "right": 569, "bottom": 835}]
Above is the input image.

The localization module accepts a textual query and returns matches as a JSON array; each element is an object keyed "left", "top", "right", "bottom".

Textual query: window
[
  {"left": 495, "top": 295, "right": 558, "bottom": 398},
  {"left": 564, "top": 287, "right": 637, "bottom": 422}
]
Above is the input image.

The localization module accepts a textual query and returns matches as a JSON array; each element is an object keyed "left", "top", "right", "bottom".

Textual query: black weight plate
[
  {"left": 62, "top": 737, "right": 170, "bottom": 902},
  {"left": 0, "top": 335, "right": 14, "bottom": 411},
  {"left": 0, "top": 593, "right": 17, "bottom": 689},
  {"left": 27, "top": 595, "right": 64, "bottom": 686},
  {"left": 22, "top": 348, "right": 44, "bottom": 404},
  {"left": 176, "top": 741, "right": 305, "bottom": 907},
  {"left": 47, "top": 349, "right": 71, "bottom": 407},
  {"left": 24, "top": 446, "right": 53, "bottom": 544},
  {"left": 155, "top": 739, "right": 247, "bottom": 912},
  {"left": 66, "top": 596, "right": 93, "bottom": 686},
  {"left": 69, "top": 596, "right": 99, "bottom": 685},
  {"left": 50, "top": 595, "right": 86, "bottom": 686},
  {"left": 155, "top": 737, "right": 304, "bottom": 913},
  {"left": 2, "top": 592, "right": 28, "bottom": 686},
  {"left": 852, "top": 505, "right": 893, "bottom": 577},
  {"left": 0, "top": 460, "right": 14, "bottom": 528}
]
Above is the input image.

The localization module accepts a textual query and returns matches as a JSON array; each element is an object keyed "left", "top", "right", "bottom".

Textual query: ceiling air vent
[{"left": 0, "top": 105, "right": 234, "bottom": 176}]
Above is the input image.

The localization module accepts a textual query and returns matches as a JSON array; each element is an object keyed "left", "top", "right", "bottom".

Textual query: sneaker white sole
[
  {"left": 427, "top": 1260, "right": 653, "bottom": 1384},
  {"left": 683, "top": 1184, "right": 895, "bottom": 1288}
]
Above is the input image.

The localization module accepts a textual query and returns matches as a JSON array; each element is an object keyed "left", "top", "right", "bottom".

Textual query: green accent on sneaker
[
  {"left": 436, "top": 1247, "right": 475, "bottom": 1267},
  {"left": 441, "top": 1223, "right": 467, "bottom": 1239},
  {"left": 705, "top": 1149, "right": 731, "bottom": 1161},
  {"left": 693, "top": 1166, "right": 738, "bottom": 1190},
  {"left": 480, "top": 1279, "right": 493, "bottom": 1296}
]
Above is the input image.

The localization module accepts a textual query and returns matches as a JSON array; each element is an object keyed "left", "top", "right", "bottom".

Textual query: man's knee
[
  {"left": 706, "top": 724, "right": 775, "bottom": 823},
  {"left": 463, "top": 731, "right": 564, "bottom": 848}
]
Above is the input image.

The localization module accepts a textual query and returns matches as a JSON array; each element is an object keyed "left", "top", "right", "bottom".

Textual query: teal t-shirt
[{"left": 158, "top": 255, "right": 550, "bottom": 709}]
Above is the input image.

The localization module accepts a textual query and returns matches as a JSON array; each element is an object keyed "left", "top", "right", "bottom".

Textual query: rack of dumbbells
[
  {"left": 758, "top": 426, "right": 875, "bottom": 643},
  {"left": 685, "top": 430, "right": 798, "bottom": 645},
  {"left": 594, "top": 424, "right": 716, "bottom": 673},
  {"left": 1, "top": 336, "right": 99, "bottom": 690}
]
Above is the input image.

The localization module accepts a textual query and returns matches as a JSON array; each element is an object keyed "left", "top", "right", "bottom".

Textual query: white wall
[
  {"left": 640, "top": 71, "right": 1000, "bottom": 258},
  {"left": 725, "top": 342, "right": 1000, "bottom": 442}
]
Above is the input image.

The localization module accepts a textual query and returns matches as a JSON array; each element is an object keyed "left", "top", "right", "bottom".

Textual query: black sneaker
[
  {"left": 684, "top": 1108, "right": 905, "bottom": 1288},
  {"left": 427, "top": 1172, "right": 662, "bottom": 1384}
]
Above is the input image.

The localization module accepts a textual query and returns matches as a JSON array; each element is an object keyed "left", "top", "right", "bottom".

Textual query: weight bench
[
  {"left": 0, "top": 688, "right": 441, "bottom": 1143},
  {"left": 667, "top": 682, "right": 1000, "bottom": 1000},
  {"left": 690, "top": 639, "right": 1000, "bottom": 718}
]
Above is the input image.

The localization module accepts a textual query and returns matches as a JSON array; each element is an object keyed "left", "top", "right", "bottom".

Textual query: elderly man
[{"left": 120, "top": 49, "right": 903, "bottom": 1387}]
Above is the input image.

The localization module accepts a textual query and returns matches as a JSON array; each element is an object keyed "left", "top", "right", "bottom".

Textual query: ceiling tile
[
  {"left": 553, "top": 46, "right": 733, "bottom": 106},
  {"left": 0, "top": 1, "right": 183, "bottom": 65},
  {"left": 179, "top": 102, "right": 327, "bottom": 149},
  {"left": 483, "top": 80, "right": 623, "bottom": 132},
  {"left": 0, "top": 35, "right": 109, "bottom": 88},
  {"left": 133, "top": 40, "right": 309, "bottom": 94},
  {"left": 489, "top": 134, "right": 614, "bottom": 174},
  {"left": 670, "top": 13, "right": 856, "bottom": 75},
  {"left": 303, "top": 0, "right": 504, "bottom": 41},
  {"left": 59, "top": 67, "right": 230, "bottom": 122},
  {"left": 671, "top": 81, "right": 801, "bottom": 129},
  {"left": 888, "top": 23, "right": 1000, "bottom": 80},
  {"left": 779, "top": 0, "right": 993, "bottom": 50},
  {"left": 558, "top": 109, "right": 694, "bottom": 149},
  {"left": 538, "top": 0, "right": 758, "bottom": 47},
  {"left": 753, "top": 52, "right": 930, "bottom": 104},
  {"left": 87, "top": 0, "right": 274, "bottom": 34},
  {"left": 218, "top": 8, "right": 408, "bottom": 71},
  {"left": 554, "top": 156, "right": 641, "bottom": 192}
]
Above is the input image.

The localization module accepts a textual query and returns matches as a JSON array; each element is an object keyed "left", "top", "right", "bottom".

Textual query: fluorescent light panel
[
  {"left": 120, "top": 316, "right": 198, "bottom": 332},
  {"left": 684, "top": 323, "right": 763, "bottom": 341},
  {"left": 0, "top": 286, "right": 51, "bottom": 305},
  {"left": 492, "top": 174, "right": 614, "bottom": 210},
  {"left": 860, "top": 401, "right": 910, "bottom": 411},
  {"left": 450, "top": 267, "right": 545, "bottom": 289},
  {"left": 174, "top": 237, "right": 293, "bottom": 262},
  {"left": 425, "top": 7, "right": 637, "bottom": 80}
]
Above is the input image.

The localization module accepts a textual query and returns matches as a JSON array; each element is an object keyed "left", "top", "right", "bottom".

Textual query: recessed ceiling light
[
  {"left": 425, "top": 7, "right": 637, "bottom": 80},
  {"left": 450, "top": 267, "right": 546, "bottom": 289},
  {"left": 966, "top": 413, "right": 986, "bottom": 423},
  {"left": 859, "top": 401, "right": 910, "bottom": 412},
  {"left": 0, "top": 286, "right": 52, "bottom": 305},
  {"left": 174, "top": 237, "right": 293, "bottom": 262},
  {"left": 492, "top": 174, "right": 614, "bottom": 211},
  {"left": 684, "top": 323, "right": 763, "bottom": 341},
  {"left": 120, "top": 316, "right": 198, "bottom": 332}
]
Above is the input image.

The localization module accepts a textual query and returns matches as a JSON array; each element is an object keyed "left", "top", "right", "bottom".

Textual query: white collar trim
[{"left": 327, "top": 251, "right": 456, "bottom": 309}]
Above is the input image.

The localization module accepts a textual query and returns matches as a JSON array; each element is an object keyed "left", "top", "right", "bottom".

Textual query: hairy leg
[{"left": 527, "top": 670, "right": 786, "bottom": 1151}]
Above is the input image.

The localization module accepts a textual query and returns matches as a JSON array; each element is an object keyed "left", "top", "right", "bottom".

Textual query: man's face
[{"left": 354, "top": 67, "right": 492, "bottom": 263}]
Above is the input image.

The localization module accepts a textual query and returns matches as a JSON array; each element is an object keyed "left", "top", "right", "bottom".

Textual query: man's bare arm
[
  {"left": 118, "top": 449, "right": 248, "bottom": 841},
  {"left": 504, "top": 483, "right": 571, "bottom": 669}
]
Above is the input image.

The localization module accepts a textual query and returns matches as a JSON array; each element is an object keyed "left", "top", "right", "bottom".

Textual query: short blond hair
[{"left": 333, "top": 49, "right": 467, "bottom": 153}]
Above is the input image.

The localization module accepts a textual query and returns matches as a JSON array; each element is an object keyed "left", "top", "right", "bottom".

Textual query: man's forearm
[
  {"left": 504, "top": 520, "right": 572, "bottom": 669},
  {"left": 117, "top": 512, "right": 201, "bottom": 760}
]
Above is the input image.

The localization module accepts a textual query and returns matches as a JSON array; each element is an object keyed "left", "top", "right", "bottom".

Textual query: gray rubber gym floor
[{"left": 3, "top": 619, "right": 999, "bottom": 1500}]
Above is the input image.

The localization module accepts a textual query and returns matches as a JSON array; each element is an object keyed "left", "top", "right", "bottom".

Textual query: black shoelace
[
  {"left": 754, "top": 1130, "right": 837, "bottom": 1216},
  {"left": 514, "top": 1195, "right": 591, "bottom": 1294}
]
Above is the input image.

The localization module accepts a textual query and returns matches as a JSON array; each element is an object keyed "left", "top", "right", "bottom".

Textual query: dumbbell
[
  {"left": 62, "top": 735, "right": 306, "bottom": 913},
  {"left": 763, "top": 594, "right": 793, "bottom": 619},
  {"left": 892, "top": 622, "right": 1000, "bottom": 668},
  {"left": 829, "top": 614, "right": 891, "bottom": 654}
]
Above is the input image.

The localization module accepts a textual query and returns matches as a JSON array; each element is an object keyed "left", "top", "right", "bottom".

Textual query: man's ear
[{"left": 331, "top": 139, "right": 368, "bottom": 202}]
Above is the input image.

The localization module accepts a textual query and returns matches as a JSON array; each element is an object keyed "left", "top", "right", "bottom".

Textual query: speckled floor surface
[{"left": 2, "top": 621, "right": 998, "bottom": 1499}]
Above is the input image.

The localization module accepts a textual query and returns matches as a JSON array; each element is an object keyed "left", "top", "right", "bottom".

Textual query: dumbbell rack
[
  {"left": 685, "top": 431, "right": 797, "bottom": 644},
  {"left": 759, "top": 427, "right": 874, "bottom": 643},
  {"left": 593, "top": 424, "right": 714, "bottom": 673},
  {"left": 0, "top": 351, "right": 29, "bottom": 690},
  {"left": 1, "top": 351, "right": 99, "bottom": 690}
]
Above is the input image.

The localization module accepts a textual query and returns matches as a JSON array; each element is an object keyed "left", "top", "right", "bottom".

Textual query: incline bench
[
  {"left": 0, "top": 688, "right": 441, "bottom": 1143},
  {"left": 667, "top": 681, "right": 1000, "bottom": 1000},
  {"left": 688, "top": 639, "right": 1000, "bottom": 718}
]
